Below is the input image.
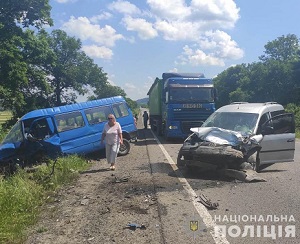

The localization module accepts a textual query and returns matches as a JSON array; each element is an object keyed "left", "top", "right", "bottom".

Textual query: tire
[
  {"left": 118, "top": 139, "right": 130, "bottom": 156},
  {"left": 177, "top": 154, "right": 185, "bottom": 166},
  {"left": 248, "top": 152, "right": 261, "bottom": 173}
]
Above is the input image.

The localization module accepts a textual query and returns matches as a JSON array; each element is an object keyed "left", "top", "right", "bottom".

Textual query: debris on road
[
  {"left": 196, "top": 194, "right": 219, "bottom": 210},
  {"left": 113, "top": 176, "right": 130, "bottom": 183},
  {"left": 126, "top": 223, "right": 146, "bottom": 230},
  {"left": 219, "top": 168, "right": 266, "bottom": 183}
]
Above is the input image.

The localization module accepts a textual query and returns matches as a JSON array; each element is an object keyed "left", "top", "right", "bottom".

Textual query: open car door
[{"left": 259, "top": 113, "right": 295, "bottom": 165}]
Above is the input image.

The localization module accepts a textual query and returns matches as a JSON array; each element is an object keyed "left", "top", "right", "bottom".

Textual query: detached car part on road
[{"left": 178, "top": 102, "right": 295, "bottom": 172}]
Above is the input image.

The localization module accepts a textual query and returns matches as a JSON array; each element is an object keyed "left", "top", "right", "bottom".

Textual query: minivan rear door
[{"left": 259, "top": 113, "right": 295, "bottom": 165}]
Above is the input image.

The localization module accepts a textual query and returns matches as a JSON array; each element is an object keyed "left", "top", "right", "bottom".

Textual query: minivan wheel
[
  {"left": 251, "top": 158, "right": 261, "bottom": 173},
  {"left": 118, "top": 139, "right": 130, "bottom": 156}
]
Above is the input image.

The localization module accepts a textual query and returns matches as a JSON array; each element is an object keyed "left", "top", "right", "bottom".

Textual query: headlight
[{"left": 168, "top": 125, "right": 178, "bottom": 129}]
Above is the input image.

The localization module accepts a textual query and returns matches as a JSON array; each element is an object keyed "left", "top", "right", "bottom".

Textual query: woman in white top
[{"left": 101, "top": 114, "right": 123, "bottom": 170}]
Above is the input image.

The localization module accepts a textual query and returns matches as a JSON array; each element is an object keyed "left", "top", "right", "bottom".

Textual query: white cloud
[
  {"left": 59, "top": 0, "right": 243, "bottom": 67},
  {"left": 147, "top": 0, "right": 191, "bottom": 20},
  {"left": 169, "top": 68, "right": 178, "bottom": 73},
  {"left": 155, "top": 20, "right": 200, "bottom": 41},
  {"left": 190, "top": 0, "right": 240, "bottom": 28},
  {"left": 122, "top": 16, "right": 158, "bottom": 40},
  {"left": 179, "top": 45, "right": 225, "bottom": 66},
  {"left": 202, "top": 30, "right": 244, "bottom": 59},
  {"left": 146, "top": 0, "right": 240, "bottom": 46},
  {"left": 108, "top": 0, "right": 142, "bottom": 15},
  {"left": 61, "top": 16, "right": 124, "bottom": 47},
  {"left": 177, "top": 30, "right": 244, "bottom": 66},
  {"left": 82, "top": 45, "right": 113, "bottom": 59},
  {"left": 90, "top": 12, "right": 112, "bottom": 24}
]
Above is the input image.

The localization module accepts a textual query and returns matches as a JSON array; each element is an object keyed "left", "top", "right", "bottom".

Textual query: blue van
[{"left": 0, "top": 96, "right": 137, "bottom": 171}]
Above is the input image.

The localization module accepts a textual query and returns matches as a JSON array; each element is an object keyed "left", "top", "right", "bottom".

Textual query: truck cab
[{"left": 147, "top": 73, "right": 217, "bottom": 139}]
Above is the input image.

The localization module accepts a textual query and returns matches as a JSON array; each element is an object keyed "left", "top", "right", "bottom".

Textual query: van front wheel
[{"left": 118, "top": 139, "right": 130, "bottom": 156}]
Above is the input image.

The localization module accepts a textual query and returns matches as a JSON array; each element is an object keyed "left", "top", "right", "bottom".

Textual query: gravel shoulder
[
  {"left": 25, "top": 117, "right": 216, "bottom": 244},
  {"left": 26, "top": 121, "right": 163, "bottom": 244}
]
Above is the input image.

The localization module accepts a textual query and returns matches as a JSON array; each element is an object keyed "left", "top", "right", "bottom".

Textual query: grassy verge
[{"left": 0, "top": 155, "right": 90, "bottom": 243}]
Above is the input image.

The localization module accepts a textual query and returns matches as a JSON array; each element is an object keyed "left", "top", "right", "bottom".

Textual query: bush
[{"left": 285, "top": 103, "right": 300, "bottom": 137}]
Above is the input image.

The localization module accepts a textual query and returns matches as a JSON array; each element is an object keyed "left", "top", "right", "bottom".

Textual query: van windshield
[
  {"left": 202, "top": 112, "right": 259, "bottom": 134},
  {"left": 2, "top": 121, "right": 24, "bottom": 144}
]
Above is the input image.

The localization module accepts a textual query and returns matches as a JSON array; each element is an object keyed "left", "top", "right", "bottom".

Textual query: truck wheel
[{"left": 118, "top": 139, "right": 130, "bottom": 156}]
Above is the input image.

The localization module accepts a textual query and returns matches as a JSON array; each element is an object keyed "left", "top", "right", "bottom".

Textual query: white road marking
[{"left": 150, "top": 131, "right": 229, "bottom": 244}]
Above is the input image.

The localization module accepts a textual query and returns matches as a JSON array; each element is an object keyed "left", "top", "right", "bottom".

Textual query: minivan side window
[
  {"left": 269, "top": 114, "right": 295, "bottom": 134},
  {"left": 112, "top": 102, "right": 129, "bottom": 118},
  {"left": 257, "top": 113, "right": 269, "bottom": 134},
  {"left": 55, "top": 112, "right": 85, "bottom": 132},
  {"left": 84, "top": 105, "right": 111, "bottom": 125},
  {"left": 270, "top": 110, "right": 285, "bottom": 117},
  {"left": 261, "top": 114, "right": 295, "bottom": 135}
]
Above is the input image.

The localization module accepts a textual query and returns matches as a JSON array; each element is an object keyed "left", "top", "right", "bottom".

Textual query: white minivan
[{"left": 178, "top": 102, "right": 295, "bottom": 172}]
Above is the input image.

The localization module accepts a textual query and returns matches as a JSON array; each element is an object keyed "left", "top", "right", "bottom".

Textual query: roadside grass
[{"left": 0, "top": 155, "right": 90, "bottom": 244}]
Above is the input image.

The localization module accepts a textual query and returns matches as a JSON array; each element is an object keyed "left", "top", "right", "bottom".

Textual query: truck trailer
[{"left": 147, "top": 72, "right": 217, "bottom": 139}]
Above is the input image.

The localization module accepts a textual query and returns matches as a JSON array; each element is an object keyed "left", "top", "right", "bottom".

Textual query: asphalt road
[{"left": 144, "top": 126, "right": 300, "bottom": 244}]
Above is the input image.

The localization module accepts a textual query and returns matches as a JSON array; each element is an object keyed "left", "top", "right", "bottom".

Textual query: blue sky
[{"left": 48, "top": 0, "right": 300, "bottom": 101}]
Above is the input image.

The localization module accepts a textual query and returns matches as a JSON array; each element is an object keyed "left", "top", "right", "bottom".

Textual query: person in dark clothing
[{"left": 142, "top": 111, "right": 149, "bottom": 129}]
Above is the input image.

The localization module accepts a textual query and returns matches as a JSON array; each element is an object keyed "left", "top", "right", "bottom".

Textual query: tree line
[
  {"left": 213, "top": 34, "right": 300, "bottom": 127},
  {"left": 0, "top": 0, "right": 137, "bottom": 126}
]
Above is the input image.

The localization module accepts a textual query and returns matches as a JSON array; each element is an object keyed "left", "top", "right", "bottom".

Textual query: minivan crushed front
[
  {"left": 178, "top": 127, "right": 263, "bottom": 171},
  {"left": 177, "top": 102, "right": 295, "bottom": 177}
]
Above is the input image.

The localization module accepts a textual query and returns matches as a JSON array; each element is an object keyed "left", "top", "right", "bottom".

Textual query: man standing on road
[{"left": 142, "top": 111, "right": 149, "bottom": 129}]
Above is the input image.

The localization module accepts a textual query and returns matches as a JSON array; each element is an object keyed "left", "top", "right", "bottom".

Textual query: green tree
[
  {"left": 0, "top": 0, "right": 53, "bottom": 120},
  {"left": 213, "top": 64, "right": 249, "bottom": 107},
  {"left": 42, "top": 29, "right": 108, "bottom": 106},
  {"left": 259, "top": 34, "right": 299, "bottom": 62},
  {"left": 0, "top": 0, "right": 52, "bottom": 40},
  {"left": 214, "top": 34, "right": 300, "bottom": 107},
  {"left": 91, "top": 84, "right": 127, "bottom": 99}
]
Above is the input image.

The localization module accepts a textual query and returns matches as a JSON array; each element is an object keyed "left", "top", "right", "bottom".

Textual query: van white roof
[{"left": 216, "top": 102, "right": 284, "bottom": 114}]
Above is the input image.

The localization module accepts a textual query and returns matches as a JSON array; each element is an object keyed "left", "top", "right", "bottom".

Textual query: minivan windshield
[
  {"left": 2, "top": 121, "right": 24, "bottom": 144},
  {"left": 202, "top": 112, "right": 259, "bottom": 134}
]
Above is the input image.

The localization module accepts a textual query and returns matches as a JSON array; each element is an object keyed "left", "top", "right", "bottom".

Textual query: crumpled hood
[{"left": 189, "top": 127, "right": 263, "bottom": 147}]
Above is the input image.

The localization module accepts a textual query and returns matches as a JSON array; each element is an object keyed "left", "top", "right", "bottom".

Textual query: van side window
[
  {"left": 112, "top": 102, "right": 129, "bottom": 118},
  {"left": 31, "top": 118, "right": 51, "bottom": 139},
  {"left": 55, "top": 112, "right": 85, "bottom": 132},
  {"left": 270, "top": 110, "right": 285, "bottom": 117},
  {"left": 84, "top": 105, "right": 111, "bottom": 125}
]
